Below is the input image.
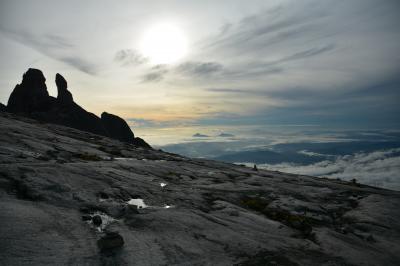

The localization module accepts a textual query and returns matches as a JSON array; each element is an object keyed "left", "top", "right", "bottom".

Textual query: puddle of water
[
  {"left": 127, "top": 198, "right": 174, "bottom": 210},
  {"left": 114, "top": 157, "right": 136, "bottom": 161},
  {"left": 128, "top": 198, "right": 148, "bottom": 209}
]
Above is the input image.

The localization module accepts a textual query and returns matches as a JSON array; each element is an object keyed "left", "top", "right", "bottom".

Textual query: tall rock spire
[{"left": 55, "top": 73, "right": 73, "bottom": 104}]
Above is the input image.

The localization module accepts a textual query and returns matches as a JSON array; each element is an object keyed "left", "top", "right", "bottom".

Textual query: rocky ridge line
[{"left": 3, "top": 68, "right": 150, "bottom": 148}]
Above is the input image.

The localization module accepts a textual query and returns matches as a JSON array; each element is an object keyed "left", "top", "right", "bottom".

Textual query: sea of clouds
[{"left": 248, "top": 148, "right": 400, "bottom": 191}]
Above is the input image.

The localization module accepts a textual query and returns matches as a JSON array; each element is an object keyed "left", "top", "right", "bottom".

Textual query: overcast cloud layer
[{"left": 0, "top": 0, "right": 399, "bottom": 128}]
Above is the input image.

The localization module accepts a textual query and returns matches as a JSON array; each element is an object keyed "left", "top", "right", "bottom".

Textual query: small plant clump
[
  {"left": 241, "top": 196, "right": 270, "bottom": 212},
  {"left": 241, "top": 196, "right": 314, "bottom": 238}
]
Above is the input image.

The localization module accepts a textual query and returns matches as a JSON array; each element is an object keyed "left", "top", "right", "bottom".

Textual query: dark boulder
[
  {"left": 133, "top": 137, "right": 152, "bottom": 149},
  {"left": 55, "top": 73, "right": 73, "bottom": 104},
  {"left": 0, "top": 103, "right": 5, "bottom": 112},
  {"left": 7, "top": 68, "right": 52, "bottom": 114},
  {"left": 97, "top": 232, "right": 124, "bottom": 252},
  {"left": 101, "top": 112, "right": 135, "bottom": 143}
]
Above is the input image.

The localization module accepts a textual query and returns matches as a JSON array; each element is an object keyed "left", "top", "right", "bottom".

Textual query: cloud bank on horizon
[
  {"left": 159, "top": 129, "right": 400, "bottom": 190},
  {"left": 0, "top": 0, "right": 399, "bottom": 128},
  {"left": 252, "top": 148, "right": 400, "bottom": 191}
]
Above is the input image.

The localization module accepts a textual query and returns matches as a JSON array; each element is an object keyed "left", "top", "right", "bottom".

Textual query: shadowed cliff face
[
  {"left": 4, "top": 68, "right": 150, "bottom": 148},
  {"left": 0, "top": 111, "right": 400, "bottom": 265}
]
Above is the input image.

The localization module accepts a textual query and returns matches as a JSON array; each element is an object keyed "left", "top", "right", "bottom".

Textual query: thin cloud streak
[{"left": 0, "top": 27, "right": 97, "bottom": 75}]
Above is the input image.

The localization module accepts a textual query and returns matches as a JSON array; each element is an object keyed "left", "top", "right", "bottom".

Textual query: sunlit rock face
[{"left": 5, "top": 69, "right": 150, "bottom": 148}]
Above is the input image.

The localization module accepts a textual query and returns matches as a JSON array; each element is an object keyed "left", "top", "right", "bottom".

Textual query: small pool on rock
[
  {"left": 127, "top": 198, "right": 174, "bottom": 209},
  {"left": 127, "top": 198, "right": 148, "bottom": 209}
]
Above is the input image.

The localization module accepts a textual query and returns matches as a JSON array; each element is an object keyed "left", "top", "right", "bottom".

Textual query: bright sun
[{"left": 139, "top": 23, "right": 188, "bottom": 64}]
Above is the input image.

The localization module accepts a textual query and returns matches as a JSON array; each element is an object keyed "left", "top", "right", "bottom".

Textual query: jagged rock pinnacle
[
  {"left": 56, "top": 73, "right": 73, "bottom": 104},
  {"left": 5, "top": 68, "right": 151, "bottom": 148}
]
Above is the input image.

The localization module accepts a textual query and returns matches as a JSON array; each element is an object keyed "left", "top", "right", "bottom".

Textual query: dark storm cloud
[
  {"left": 114, "top": 49, "right": 148, "bottom": 66},
  {"left": 177, "top": 61, "right": 223, "bottom": 77},
  {"left": 0, "top": 28, "right": 97, "bottom": 75}
]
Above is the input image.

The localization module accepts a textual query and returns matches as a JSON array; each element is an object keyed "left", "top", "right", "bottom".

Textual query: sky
[{"left": 0, "top": 0, "right": 399, "bottom": 144}]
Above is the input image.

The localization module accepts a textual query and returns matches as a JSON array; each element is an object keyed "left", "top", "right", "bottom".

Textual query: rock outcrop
[
  {"left": 7, "top": 68, "right": 53, "bottom": 114},
  {"left": 5, "top": 68, "right": 150, "bottom": 148},
  {"left": 0, "top": 103, "right": 5, "bottom": 112},
  {"left": 55, "top": 73, "right": 73, "bottom": 104},
  {"left": 132, "top": 136, "right": 152, "bottom": 149},
  {"left": 101, "top": 112, "right": 135, "bottom": 143}
]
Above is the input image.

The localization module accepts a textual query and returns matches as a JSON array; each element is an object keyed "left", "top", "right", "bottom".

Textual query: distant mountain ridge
[{"left": 2, "top": 68, "right": 150, "bottom": 148}]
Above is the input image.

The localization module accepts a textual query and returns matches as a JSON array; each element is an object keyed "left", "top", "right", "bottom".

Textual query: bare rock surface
[{"left": 0, "top": 112, "right": 400, "bottom": 265}]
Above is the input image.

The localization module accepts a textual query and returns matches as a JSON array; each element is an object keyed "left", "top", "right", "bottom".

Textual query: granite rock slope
[{"left": 0, "top": 112, "right": 400, "bottom": 266}]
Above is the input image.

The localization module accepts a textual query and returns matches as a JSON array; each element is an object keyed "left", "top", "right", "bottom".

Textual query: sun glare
[{"left": 139, "top": 23, "right": 188, "bottom": 64}]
